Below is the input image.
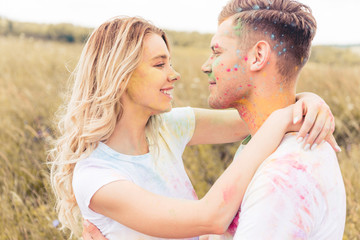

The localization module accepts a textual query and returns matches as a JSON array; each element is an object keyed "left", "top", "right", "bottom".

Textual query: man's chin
[{"left": 208, "top": 97, "right": 229, "bottom": 109}]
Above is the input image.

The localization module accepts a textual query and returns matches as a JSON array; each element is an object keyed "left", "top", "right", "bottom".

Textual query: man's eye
[{"left": 155, "top": 63, "right": 165, "bottom": 67}]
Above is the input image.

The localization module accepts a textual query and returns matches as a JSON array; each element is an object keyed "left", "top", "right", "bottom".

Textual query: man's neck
[{"left": 234, "top": 91, "right": 296, "bottom": 136}]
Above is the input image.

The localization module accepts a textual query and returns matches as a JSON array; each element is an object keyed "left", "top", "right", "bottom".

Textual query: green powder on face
[
  {"left": 208, "top": 71, "right": 216, "bottom": 81},
  {"left": 213, "top": 57, "right": 221, "bottom": 67}
]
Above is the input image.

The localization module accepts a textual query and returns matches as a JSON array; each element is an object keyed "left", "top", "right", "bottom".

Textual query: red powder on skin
[
  {"left": 215, "top": 43, "right": 219, "bottom": 48},
  {"left": 227, "top": 69, "right": 231, "bottom": 72},
  {"left": 222, "top": 187, "right": 234, "bottom": 203},
  {"left": 227, "top": 209, "right": 241, "bottom": 235},
  {"left": 244, "top": 56, "right": 248, "bottom": 61},
  {"left": 234, "top": 68, "right": 238, "bottom": 71},
  {"left": 247, "top": 84, "right": 252, "bottom": 87}
]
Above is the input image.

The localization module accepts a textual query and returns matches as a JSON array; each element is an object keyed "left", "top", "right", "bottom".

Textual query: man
[
  {"left": 83, "top": 0, "right": 345, "bottom": 239},
  {"left": 201, "top": 0, "right": 346, "bottom": 239}
]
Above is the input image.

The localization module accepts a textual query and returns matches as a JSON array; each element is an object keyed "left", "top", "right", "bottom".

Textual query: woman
[{"left": 50, "top": 16, "right": 337, "bottom": 239}]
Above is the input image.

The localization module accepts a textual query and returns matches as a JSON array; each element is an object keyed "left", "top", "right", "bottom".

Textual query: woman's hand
[
  {"left": 82, "top": 220, "right": 107, "bottom": 240},
  {"left": 294, "top": 92, "right": 340, "bottom": 152}
]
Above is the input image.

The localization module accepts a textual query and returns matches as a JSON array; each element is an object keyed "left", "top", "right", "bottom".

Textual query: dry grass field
[{"left": 0, "top": 35, "right": 359, "bottom": 239}]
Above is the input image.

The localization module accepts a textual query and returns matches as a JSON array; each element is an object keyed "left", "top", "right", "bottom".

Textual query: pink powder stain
[
  {"left": 214, "top": 43, "right": 219, "bottom": 48},
  {"left": 234, "top": 68, "right": 238, "bottom": 71},
  {"left": 247, "top": 84, "right": 252, "bottom": 87},
  {"left": 227, "top": 209, "right": 241, "bottom": 235},
  {"left": 223, "top": 186, "right": 235, "bottom": 203},
  {"left": 244, "top": 56, "right": 248, "bottom": 61},
  {"left": 216, "top": 77, "right": 219, "bottom": 80},
  {"left": 227, "top": 69, "right": 231, "bottom": 72}
]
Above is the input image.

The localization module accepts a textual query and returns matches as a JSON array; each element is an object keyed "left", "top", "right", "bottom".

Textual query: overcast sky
[{"left": 1, "top": 0, "right": 359, "bottom": 45}]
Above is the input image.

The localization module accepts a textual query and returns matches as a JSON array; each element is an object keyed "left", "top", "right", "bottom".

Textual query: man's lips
[{"left": 208, "top": 80, "right": 216, "bottom": 85}]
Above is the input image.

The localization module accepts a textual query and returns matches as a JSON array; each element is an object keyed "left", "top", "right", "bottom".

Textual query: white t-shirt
[
  {"left": 73, "top": 107, "right": 198, "bottom": 240},
  {"left": 220, "top": 133, "right": 346, "bottom": 240}
]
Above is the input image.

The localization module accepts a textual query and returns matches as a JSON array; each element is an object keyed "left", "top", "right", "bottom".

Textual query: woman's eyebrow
[{"left": 151, "top": 54, "right": 168, "bottom": 61}]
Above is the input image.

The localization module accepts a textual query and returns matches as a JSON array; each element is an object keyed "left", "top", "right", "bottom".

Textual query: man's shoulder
[{"left": 256, "top": 133, "right": 338, "bottom": 178}]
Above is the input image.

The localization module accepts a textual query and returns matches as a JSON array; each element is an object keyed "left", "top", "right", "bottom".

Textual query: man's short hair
[{"left": 219, "top": 0, "right": 317, "bottom": 80}]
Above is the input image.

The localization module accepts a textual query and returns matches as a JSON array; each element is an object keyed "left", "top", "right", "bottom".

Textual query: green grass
[{"left": 0, "top": 36, "right": 359, "bottom": 239}]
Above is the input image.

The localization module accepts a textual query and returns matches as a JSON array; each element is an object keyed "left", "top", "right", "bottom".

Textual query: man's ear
[{"left": 248, "top": 41, "right": 271, "bottom": 72}]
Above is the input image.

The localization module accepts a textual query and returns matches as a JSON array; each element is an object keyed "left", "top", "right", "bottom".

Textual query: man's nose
[{"left": 201, "top": 60, "right": 212, "bottom": 74}]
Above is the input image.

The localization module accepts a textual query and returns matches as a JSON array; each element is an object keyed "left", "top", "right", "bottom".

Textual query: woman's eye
[{"left": 155, "top": 63, "right": 165, "bottom": 68}]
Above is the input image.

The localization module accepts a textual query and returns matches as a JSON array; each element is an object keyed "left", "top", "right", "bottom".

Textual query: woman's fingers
[
  {"left": 296, "top": 103, "right": 318, "bottom": 145},
  {"left": 293, "top": 99, "right": 304, "bottom": 125},
  {"left": 303, "top": 110, "right": 328, "bottom": 150},
  {"left": 82, "top": 220, "right": 108, "bottom": 240}
]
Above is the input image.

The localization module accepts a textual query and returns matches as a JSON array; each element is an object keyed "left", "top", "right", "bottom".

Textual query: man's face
[{"left": 202, "top": 18, "right": 253, "bottom": 109}]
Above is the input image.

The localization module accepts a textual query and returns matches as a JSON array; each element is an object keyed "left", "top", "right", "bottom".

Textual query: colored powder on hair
[{"left": 233, "top": 19, "right": 243, "bottom": 36}]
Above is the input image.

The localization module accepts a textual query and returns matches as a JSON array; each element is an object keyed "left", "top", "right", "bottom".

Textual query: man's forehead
[{"left": 210, "top": 30, "right": 237, "bottom": 47}]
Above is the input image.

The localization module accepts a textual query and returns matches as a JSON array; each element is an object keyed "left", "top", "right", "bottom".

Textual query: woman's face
[{"left": 124, "top": 33, "right": 180, "bottom": 115}]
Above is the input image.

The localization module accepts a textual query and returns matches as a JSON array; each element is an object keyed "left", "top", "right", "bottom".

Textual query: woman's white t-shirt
[{"left": 73, "top": 107, "right": 198, "bottom": 240}]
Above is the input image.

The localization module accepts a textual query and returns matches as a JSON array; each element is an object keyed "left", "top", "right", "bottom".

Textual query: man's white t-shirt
[
  {"left": 221, "top": 133, "right": 346, "bottom": 240},
  {"left": 72, "top": 107, "right": 199, "bottom": 240}
]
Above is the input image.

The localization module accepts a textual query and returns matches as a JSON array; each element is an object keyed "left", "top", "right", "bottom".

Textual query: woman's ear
[{"left": 248, "top": 41, "right": 271, "bottom": 72}]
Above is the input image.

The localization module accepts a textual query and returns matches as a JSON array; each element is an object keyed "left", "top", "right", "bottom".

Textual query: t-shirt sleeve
[
  {"left": 161, "top": 107, "right": 196, "bottom": 149},
  {"left": 72, "top": 159, "right": 130, "bottom": 214},
  {"left": 233, "top": 155, "right": 325, "bottom": 239}
]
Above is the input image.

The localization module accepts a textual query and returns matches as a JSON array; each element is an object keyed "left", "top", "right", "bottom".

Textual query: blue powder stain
[
  {"left": 274, "top": 21, "right": 277, "bottom": 24},
  {"left": 254, "top": 27, "right": 258, "bottom": 30},
  {"left": 278, "top": 51, "right": 282, "bottom": 56},
  {"left": 281, "top": 34, "right": 285, "bottom": 37},
  {"left": 265, "top": 31, "right": 268, "bottom": 35},
  {"left": 274, "top": 44, "right": 279, "bottom": 49},
  {"left": 283, "top": 48, "right": 287, "bottom": 52},
  {"left": 280, "top": 41, "right": 283, "bottom": 45},
  {"left": 234, "top": 64, "right": 239, "bottom": 68},
  {"left": 266, "top": 6, "right": 270, "bottom": 9},
  {"left": 267, "top": 61, "right": 270, "bottom": 65},
  {"left": 271, "top": 34, "right": 275, "bottom": 40},
  {"left": 253, "top": 5, "right": 260, "bottom": 10},
  {"left": 237, "top": 7, "right": 243, "bottom": 12},
  {"left": 291, "top": 45, "right": 294, "bottom": 48}
]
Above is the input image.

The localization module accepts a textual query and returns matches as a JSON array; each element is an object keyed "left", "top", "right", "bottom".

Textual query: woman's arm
[
  {"left": 187, "top": 108, "right": 249, "bottom": 146},
  {"left": 89, "top": 106, "right": 298, "bottom": 238},
  {"left": 188, "top": 92, "right": 340, "bottom": 152}
]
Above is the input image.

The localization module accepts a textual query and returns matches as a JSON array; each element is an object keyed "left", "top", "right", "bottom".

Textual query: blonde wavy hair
[{"left": 49, "top": 16, "right": 168, "bottom": 237}]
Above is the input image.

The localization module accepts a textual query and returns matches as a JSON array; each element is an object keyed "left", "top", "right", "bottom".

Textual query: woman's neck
[{"left": 106, "top": 106, "right": 151, "bottom": 156}]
